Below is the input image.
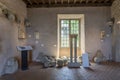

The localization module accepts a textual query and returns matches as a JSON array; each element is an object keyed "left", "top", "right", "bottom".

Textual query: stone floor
[{"left": 0, "top": 62, "right": 120, "bottom": 80}]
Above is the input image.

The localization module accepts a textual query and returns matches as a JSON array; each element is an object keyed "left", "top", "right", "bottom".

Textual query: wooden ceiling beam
[
  {"left": 48, "top": 0, "right": 51, "bottom": 4},
  {"left": 41, "top": 0, "right": 45, "bottom": 4},
  {"left": 68, "top": 0, "right": 70, "bottom": 4},
  {"left": 98, "top": 0, "right": 105, "bottom": 3},
  {"left": 23, "top": 0, "right": 115, "bottom": 8},
  {"left": 61, "top": 0, "right": 64, "bottom": 4},
  {"left": 27, "top": 2, "right": 112, "bottom": 8},
  {"left": 55, "top": 0, "right": 57, "bottom": 4},
  {"left": 111, "top": 0, "right": 115, "bottom": 3},
  {"left": 80, "top": 0, "right": 83, "bottom": 3},
  {"left": 92, "top": 0, "right": 97, "bottom": 3},
  {"left": 104, "top": 0, "right": 109, "bottom": 3},
  {"left": 74, "top": 0, "right": 76, "bottom": 4},
  {"left": 86, "top": 0, "right": 89, "bottom": 4},
  {"left": 33, "top": 0, "right": 39, "bottom": 4},
  {"left": 27, "top": 0, "right": 33, "bottom": 5}
]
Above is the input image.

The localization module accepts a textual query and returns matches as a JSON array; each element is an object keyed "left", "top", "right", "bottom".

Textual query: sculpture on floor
[
  {"left": 36, "top": 52, "right": 56, "bottom": 68},
  {"left": 68, "top": 34, "right": 80, "bottom": 68},
  {"left": 3, "top": 57, "right": 18, "bottom": 74},
  {"left": 94, "top": 50, "right": 107, "bottom": 63},
  {"left": 57, "top": 59, "right": 64, "bottom": 67}
]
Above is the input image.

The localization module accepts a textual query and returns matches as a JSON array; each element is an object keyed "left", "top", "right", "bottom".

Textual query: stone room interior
[{"left": 0, "top": 0, "right": 120, "bottom": 80}]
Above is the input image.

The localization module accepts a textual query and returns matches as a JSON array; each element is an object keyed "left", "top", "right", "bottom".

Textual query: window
[{"left": 60, "top": 19, "right": 80, "bottom": 47}]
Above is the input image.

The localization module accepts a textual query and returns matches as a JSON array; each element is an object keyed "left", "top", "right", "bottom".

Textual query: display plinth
[
  {"left": 68, "top": 62, "right": 81, "bottom": 68},
  {"left": 17, "top": 46, "right": 32, "bottom": 70}
]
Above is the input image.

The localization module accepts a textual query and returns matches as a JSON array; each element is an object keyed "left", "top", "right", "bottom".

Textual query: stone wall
[
  {"left": 111, "top": 0, "right": 120, "bottom": 62},
  {"left": 27, "top": 7, "right": 112, "bottom": 61},
  {"left": 0, "top": 0, "right": 27, "bottom": 76},
  {"left": 111, "top": 0, "right": 120, "bottom": 21}
]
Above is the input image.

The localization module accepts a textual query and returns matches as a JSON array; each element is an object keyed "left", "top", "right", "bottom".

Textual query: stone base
[{"left": 68, "top": 62, "right": 81, "bottom": 68}]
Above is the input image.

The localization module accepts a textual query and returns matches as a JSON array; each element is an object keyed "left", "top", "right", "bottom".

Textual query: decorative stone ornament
[
  {"left": 24, "top": 18, "right": 31, "bottom": 27},
  {"left": 15, "top": 15, "right": 21, "bottom": 24},
  {"left": 2, "top": 9, "right": 8, "bottom": 17},
  {"left": 7, "top": 11, "right": 15, "bottom": 22},
  {"left": 94, "top": 50, "right": 106, "bottom": 63},
  {"left": 2, "top": 9, "right": 15, "bottom": 22},
  {"left": 2, "top": 9, "right": 17, "bottom": 22},
  {"left": 0, "top": 2, "right": 21, "bottom": 24}
]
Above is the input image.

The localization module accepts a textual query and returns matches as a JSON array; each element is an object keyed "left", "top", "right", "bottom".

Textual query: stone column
[
  {"left": 70, "top": 35, "right": 73, "bottom": 63},
  {"left": 74, "top": 35, "right": 77, "bottom": 63},
  {"left": 68, "top": 34, "right": 80, "bottom": 68}
]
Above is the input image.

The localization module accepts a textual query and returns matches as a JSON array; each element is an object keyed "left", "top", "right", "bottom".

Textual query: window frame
[{"left": 60, "top": 19, "right": 80, "bottom": 48}]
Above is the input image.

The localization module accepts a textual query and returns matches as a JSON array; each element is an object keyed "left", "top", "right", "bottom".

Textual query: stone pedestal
[
  {"left": 82, "top": 53, "right": 89, "bottom": 67},
  {"left": 68, "top": 34, "right": 80, "bottom": 68}
]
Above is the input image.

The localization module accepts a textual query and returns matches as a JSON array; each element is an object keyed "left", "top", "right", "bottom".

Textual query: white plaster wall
[
  {"left": 0, "top": 0, "right": 27, "bottom": 17},
  {"left": 27, "top": 7, "right": 111, "bottom": 61},
  {"left": 0, "top": 0, "right": 27, "bottom": 76},
  {"left": 111, "top": 0, "right": 120, "bottom": 62}
]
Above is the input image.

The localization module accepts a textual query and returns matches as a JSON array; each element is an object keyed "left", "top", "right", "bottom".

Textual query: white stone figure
[
  {"left": 4, "top": 57, "right": 18, "bottom": 74},
  {"left": 82, "top": 53, "right": 90, "bottom": 67}
]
